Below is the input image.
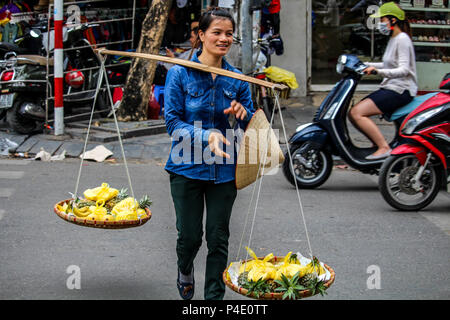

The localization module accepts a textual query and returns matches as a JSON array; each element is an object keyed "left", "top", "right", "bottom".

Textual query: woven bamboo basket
[
  {"left": 54, "top": 199, "right": 152, "bottom": 229},
  {"left": 223, "top": 256, "right": 335, "bottom": 300}
]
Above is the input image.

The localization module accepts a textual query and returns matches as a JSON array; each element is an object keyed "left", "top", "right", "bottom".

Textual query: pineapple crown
[
  {"left": 117, "top": 188, "right": 129, "bottom": 200},
  {"left": 138, "top": 195, "right": 152, "bottom": 209}
]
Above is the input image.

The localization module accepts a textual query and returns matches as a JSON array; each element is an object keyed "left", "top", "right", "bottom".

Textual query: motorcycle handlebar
[
  {"left": 67, "top": 23, "right": 100, "bottom": 33},
  {"left": 233, "top": 36, "right": 280, "bottom": 46}
]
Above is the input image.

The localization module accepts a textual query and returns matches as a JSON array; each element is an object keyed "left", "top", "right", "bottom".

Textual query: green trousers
[{"left": 169, "top": 173, "right": 237, "bottom": 300}]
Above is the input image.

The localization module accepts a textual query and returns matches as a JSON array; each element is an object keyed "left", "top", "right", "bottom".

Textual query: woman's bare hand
[
  {"left": 208, "top": 131, "right": 231, "bottom": 159},
  {"left": 224, "top": 100, "right": 247, "bottom": 120},
  {"left": 364, "top": 66, "right": 377, "bottom": 75}
]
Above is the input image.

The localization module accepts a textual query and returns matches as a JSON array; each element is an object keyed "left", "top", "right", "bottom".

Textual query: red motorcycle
[{"left": 379, "top": 73, "right": 450, "bottom": 211}]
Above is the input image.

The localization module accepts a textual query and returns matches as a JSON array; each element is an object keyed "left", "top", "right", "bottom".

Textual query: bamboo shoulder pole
[{"left": 95, "top": 48, "right": 289, "bottom": 91}]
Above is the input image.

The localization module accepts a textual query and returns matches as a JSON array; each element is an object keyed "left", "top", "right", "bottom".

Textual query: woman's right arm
[{"left": 164, "top": 67, "right": 211, "bottom": 147}]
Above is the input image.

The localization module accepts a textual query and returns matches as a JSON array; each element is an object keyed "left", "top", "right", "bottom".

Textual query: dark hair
[
  {"left": 192, "top": 7, "right": 235, "bottom": 52},
  {"left": 386, "top": 15, "right": 412, "bottom": 38},
  {"left": 397, "top": 20, "right": 411, "bottom": 38},
  {"left": 198, "top": 7, "right": 236, "bottom": 34}
]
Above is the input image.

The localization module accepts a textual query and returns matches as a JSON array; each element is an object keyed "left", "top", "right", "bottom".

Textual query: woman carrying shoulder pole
[{"left": 164, "top": 7, "right": 255, "bottom": 300}]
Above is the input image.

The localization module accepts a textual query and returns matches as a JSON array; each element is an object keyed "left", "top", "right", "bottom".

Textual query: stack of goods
[
  {"left": 54, "top": 183, "right": 152, "bottom": 228},
  {"left": 224, "top": 247, "right": 335, "bottom": 300}
]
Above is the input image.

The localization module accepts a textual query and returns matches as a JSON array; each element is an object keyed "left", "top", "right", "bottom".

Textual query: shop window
[{"left": 311, "top": 0, "right": 388, "bottom": 85}]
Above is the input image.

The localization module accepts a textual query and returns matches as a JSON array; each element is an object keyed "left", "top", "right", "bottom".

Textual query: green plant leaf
[{"left": 294, "top": 285, "right": 307, "bottom": 291}]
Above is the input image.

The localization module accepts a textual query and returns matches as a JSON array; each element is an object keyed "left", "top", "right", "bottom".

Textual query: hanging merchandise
[
  {"left": 90, "top": 48, "right": 335, "bottom": 298},
  {"left": 223, "top": 247, "right": 335, "bottom": 299},
  {"left": 225, "top": 92, "right": 335, "bottom": 300},
  {"left": 53, "top": 53, "right": 153, "bottom": 230},
  {"left": 54, "top": 183, "right": 152, "bottom": 229}
]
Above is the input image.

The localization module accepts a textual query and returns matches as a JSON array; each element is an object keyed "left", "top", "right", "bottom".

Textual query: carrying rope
[
  {"left": 235, "top": 99, "right": 276, "bottom": 261},
  {"left": 73, "top": 54, "right": 135, "bottom": 202},
  {"left": 236, "top": 92, "right": 315, "bottom": 265},
  {"left": 89, "top": 48, "right": 315, "bottom": 267}
]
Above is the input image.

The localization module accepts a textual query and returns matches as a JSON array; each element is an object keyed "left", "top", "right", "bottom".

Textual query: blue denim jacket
[{"left": 164, "top": 51, "right": 255, "bottom": 184}]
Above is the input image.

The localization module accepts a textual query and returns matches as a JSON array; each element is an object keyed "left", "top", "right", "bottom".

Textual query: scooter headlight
[{"left": 401, "top": 106, "right": 444, "bottom": 135}]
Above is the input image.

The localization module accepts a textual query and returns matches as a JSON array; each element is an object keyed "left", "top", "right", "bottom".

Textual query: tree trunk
[{"left": 117, "top": 0, "right": 173, "bottom": 121}]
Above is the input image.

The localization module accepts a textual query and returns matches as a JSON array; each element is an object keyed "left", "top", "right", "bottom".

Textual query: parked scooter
[
  {"left": 0, "top": 23, "right": 112, "bottom": 134},
  {"left": 233, "top": 35, "right": 279, "bottom": 120},
  {"left": 378, "top": 74, "right": 450, "bottom": 211},
  {"left": 282, "top": 54, "right": 424, "bottom": 188},
  {"left": 0, "top": 22, "right": 48, "bottom": 58}
]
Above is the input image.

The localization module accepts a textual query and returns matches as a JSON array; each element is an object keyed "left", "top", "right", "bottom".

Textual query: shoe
[
  {"left": 177, "top": 268, "right": 194, "bottom": 300},
  {"left": 365, "top": 149, "right": 392, "bottom": 160}
]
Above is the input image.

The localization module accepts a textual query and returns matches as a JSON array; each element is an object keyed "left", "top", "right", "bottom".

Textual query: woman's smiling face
[{"left": 199, "top": 18, "right": 234, "bottom": 57}]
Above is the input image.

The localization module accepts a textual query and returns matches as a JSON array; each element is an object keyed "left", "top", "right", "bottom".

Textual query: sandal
[{"left": 177, "top": 268, "right": 194, "bottom": 300}]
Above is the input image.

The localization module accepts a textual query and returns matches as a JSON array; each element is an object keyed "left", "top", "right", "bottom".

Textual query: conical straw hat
[{"left": 235, "top": 109, "right": 285, "bottom": 190}]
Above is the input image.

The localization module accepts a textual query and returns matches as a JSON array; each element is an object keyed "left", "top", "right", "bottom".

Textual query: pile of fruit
[
  {"left": 56, "top": 183, "right": 152, "bottom": 222},
  {"left": 227, "top": 247, "right": 330, "bottom": 300}
]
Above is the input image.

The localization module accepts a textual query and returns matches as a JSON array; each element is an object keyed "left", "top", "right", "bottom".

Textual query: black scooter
[
  {"left": 0, "top": 23, "right": 48, "bottom": 59},
  {"left": 282, "top": 54, "right": 421, "bottom": 188},
  {"left": 0, "top": 23, "right": 112, "bottom": 134}
]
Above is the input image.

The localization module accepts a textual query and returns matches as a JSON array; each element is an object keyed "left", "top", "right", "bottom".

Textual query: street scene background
[
  {"left": 1, "top": 99, "right": 449, "bottom": 300},
  {"left": 0, "top": 0, "right": 449, "bottom": 301}
]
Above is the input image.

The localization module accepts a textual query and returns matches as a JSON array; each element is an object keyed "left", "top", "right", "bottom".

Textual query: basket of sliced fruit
[
  {"left": 223, "top": 247, "right": 335, "bottom": 300},
  {"left": 54, "top": 183, "right": 152, "bottom": 229}
]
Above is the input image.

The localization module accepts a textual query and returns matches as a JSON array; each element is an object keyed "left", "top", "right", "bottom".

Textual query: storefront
[
  {"left": 310, "top": 0, "right": 450, "bottom": 93},
  {"left": 272, "top": 0, "right": 449, "bottom": 97},
  {"left": 310, "top": 0, "right": 387, "bottom": 90},
  {"left": 0, "top": 0, "right": 151, "bottom": 54}
]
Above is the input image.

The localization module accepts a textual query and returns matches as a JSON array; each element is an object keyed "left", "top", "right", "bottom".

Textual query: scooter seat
[
  {"left": 387, "top": 92, "right": 439, "bottom": 122},
  {"left": 16, "top": 55, "right": 54, "bottom": 67}
]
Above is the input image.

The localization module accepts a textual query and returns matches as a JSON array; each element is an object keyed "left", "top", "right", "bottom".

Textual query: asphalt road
[{"left": 0, "top": 158, "right": 448, "bottom": 300}]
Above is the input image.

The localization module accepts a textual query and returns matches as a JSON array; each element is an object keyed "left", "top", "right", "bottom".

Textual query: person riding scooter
[{"left": 349, "top": 2, "right": 417, "bottom": 160}]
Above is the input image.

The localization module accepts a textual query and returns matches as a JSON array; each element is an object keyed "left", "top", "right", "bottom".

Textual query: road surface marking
[
  {"left": 0, "top": 171, "right": 25, "bottom": 179},
  {"left": 421, "top": 212, "right": 450, "bottom": 236},
  {"left": 0, "top": 159, "right": 30, "bottom": 165},
  {"left": 0, "top": 188, "right": 13, "bottom": 198}
]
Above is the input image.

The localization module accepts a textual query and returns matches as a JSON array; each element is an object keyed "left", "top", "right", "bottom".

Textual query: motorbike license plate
[{"left": 0, "top": 94, "right": 14, "bottom": 108}]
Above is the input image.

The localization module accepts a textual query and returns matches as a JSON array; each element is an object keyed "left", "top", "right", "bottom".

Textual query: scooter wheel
[
  {"left": 283, "top": 143, "right": 333, "bottom": 189},
  {"left": 6, "top": 99, "right": 37, "bottom": 134},
  {"left": 379, "top": 154, "right": 443, "bottom": 211}
]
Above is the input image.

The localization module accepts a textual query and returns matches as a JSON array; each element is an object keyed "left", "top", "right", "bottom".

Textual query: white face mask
[{"left": 377, "top": 22, "right": 391, "bottom": 36}]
